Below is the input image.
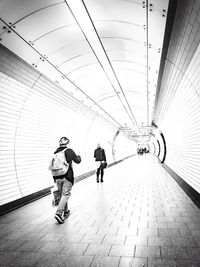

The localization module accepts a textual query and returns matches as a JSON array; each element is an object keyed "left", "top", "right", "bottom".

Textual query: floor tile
[
  {"left": 10, "top": 252, "right": 45, "bottom": 266},
  {"left": 119, "top": 257, "right": 147, "bottom": 267},
  {"left": 161, "top": 246, "right": 189, "bottom": 260},
  {"left": 80, "top": 233, "right": 105, "bottom": 244},
  {"left": 135, "top": 245, "right": 161, "bottom": 258},
  {"left": 125, "top": 235, "right": 147, "bottom": 246},
  {"left": 170, "top": 237, "right": 198, "bottom": 248},
  {"left": 109, "top": 244, "right": 135, "bottom": 257},
  {"left": 148, "top": 236, "right": 171, "bottom": 246},
  {"left": 62, "top": 254, "right": 94, "bottom": 267},
  {"left": 84, "top": 244, "right": 111, "bottom": 256},
  {"left": 148, "top": 258, "right": 176, "bottom": 267},
  {"left": 102, "top": 234, "right": 126, "bottom": 245},
  {"left": 91, "top": 255, "right": 120, "bottom": 267},
  {"left": 0, "top": 251, "right": 22, "bottom": 265}
]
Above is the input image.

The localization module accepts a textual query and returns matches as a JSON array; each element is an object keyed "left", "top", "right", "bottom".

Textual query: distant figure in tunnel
[
  {"left": 94, "top": 143, "right": 107, "bottom": 183},
  {"left": 50, "top": 137, "right": 81, "bottom": 224}
]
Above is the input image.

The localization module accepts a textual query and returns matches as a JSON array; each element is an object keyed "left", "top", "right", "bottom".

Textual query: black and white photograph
[{"left": 0, "top": 0, "right": 200, "bottom": 266}]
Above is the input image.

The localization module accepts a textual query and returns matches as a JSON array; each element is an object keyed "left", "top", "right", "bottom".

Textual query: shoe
[
  {"left": 101, "top": 180, "right": 104, "bottom": 182},
  {"left": 64, "top": 210, "right": 70, "bottom": 217},
  {"left": 54, "top": 214, "right": 64, "bottom": 224},
  {"left": 97, "top": 180, "right": 99, "bottom": 183}
]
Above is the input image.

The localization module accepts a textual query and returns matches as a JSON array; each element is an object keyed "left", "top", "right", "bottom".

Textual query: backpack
[{"left": 49, "top": 148, "right": 69, "bottom": 177}]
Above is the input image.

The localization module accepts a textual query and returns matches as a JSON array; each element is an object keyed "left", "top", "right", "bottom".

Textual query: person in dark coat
[
  {"left": 53, "top": 137, "right": 81, "bottom": 224},
  {"left": 94, "top": 143, "right": 106, "bottom": 183}
]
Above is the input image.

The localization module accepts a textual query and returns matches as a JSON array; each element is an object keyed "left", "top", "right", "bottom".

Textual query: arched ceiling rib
[{"left": 0, "top": 0, "right": 170, "bottom": 140}]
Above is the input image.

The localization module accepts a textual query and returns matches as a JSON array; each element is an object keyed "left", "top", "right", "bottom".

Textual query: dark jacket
[
  {"left": 94, "top": 147, "right": 106, "bottom": 161},
  {"left": 53, "top": 146, "right": 81, "bottom": 184}
]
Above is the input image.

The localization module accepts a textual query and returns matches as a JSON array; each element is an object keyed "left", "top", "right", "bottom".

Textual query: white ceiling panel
[
  {"left": 0, "top": 0, "right": 170, "bottom": 138},
  {"left": 0, "top": 0, "right": 62, "bottom": 23}
]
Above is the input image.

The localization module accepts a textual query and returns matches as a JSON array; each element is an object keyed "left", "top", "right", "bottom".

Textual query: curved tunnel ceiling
[{"left": 0, "top": 0, "right": 169, "bottom": 141}]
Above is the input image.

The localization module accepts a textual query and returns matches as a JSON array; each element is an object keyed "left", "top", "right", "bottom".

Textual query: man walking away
[
  {"left": 52, "top": 137, "right": 81, "bottom": 224},
  {"left": 94, "top": 143, "right": 106, "bottom": 183}
]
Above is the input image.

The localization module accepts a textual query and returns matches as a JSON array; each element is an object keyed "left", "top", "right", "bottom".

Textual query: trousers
[{"left": 55, "top": 178, "right": 73, "bottom": 215}]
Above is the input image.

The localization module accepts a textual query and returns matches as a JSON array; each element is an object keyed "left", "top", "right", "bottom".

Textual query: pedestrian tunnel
[
  {"left": 1, "top": 0, "right": 200, "bottom": 215},
  {"left": 0, "top": 44, "right": 166, "bottom": 214}
]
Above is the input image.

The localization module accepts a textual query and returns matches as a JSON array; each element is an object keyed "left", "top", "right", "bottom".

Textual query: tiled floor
[{"left": 0, "top": 155, "right": 200, "bottom": 267}]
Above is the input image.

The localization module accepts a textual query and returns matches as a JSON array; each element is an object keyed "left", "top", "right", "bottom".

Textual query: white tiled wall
[
  {"left": 0, "top": 45, "right": 135, "bottom": 206},
  {"left": 154, "top": 0, "right": 200, "bottom": 193}
]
